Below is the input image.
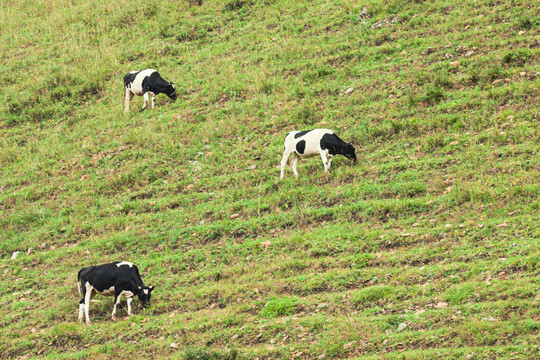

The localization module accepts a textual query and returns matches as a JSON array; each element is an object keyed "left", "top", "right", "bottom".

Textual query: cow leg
[
  {"left": 78, "top": 288, "right": 85, "bottom": 322},
  {"left": 280, "top": 147, "right": 293, "bottom": 179},
  {"left": 327, "top": 155, "right": 333, "bottom": 171},
  {"left": 141, "top": 92, "right": 149, "bottom": 112},
  {"left": 79, "top": 300, "right": 84, "bottom": 322},
  {"left": 127, "top": 297, "right": 133, "bottom": 316},
  {"left": 320, "top": 151, "right": 330, "bottom": 172},
  {"left": 111, "top": 291, "right": 123, "bottom": 321},
  {"left": 124, "top": 88, "right": 133, "bottom": 114},
  {"left": 84, "top": 282, "right": 93, "bottom": 325},
  {"left": 151, "top": 93, "right": 156, "bottom": 109},
  {"left": 291, "top": 154, "right": 300, "bottom": 178}
]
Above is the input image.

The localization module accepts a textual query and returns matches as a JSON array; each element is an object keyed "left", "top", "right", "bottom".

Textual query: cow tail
[{"left": 77, "top": 268, "right": 83, "bottom": 295}]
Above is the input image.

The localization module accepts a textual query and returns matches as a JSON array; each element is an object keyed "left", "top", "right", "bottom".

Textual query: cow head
[
  {"left": 136, "top": 286, "right": 155, "bottom": 308},
  {"left": 344, "top": 143, "right": 357, "bottom": 162},
  {"left": 167, "top": 82, "right": 177, "bottom": 100}
]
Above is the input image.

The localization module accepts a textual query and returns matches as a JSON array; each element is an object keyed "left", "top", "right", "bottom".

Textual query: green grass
[{"left": 1, "top": 0, "right": 539, "bottom": 359}]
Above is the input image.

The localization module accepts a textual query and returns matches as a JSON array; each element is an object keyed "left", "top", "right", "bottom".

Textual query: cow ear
[{"left": 149, "top": 286, "right": 155, "bottom": 292}]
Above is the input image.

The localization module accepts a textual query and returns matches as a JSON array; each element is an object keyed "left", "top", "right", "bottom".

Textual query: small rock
[
  {"left": 520, "top": 72, "right": 526, "bottom": 76},
  {"left": 250, "top": 165, "right": 257, "bottom": 170},
  {"left": 518, "top": 30, "right": 526, "bottom": 35},
  {"left": 371, "top": 19, "right": 389, "bottom": 29},
  {"left": 344, "top": 87, "right": 354, "bottom": 94},
  {"left": 230, "top": 213, "right": 240, "bottom": 219},
  {"left": 356, "top": 7, "right": 370, "bottom": 22},
  {"left": 11, "top": 251, "right": 20, "bottom": 260},
  {"left": 450, "top": 61, "right": 460, "bottom": 67},
  {"left": 170, "top": 342, "right": 178, "bottom": 348},
  {"left": 397, "top": 323, "right": 407, "bottom": 332}
]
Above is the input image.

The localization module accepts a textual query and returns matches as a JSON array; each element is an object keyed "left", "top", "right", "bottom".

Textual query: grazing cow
[
  {"left": 280, "top": 129, "right": 357, "bottom": 179},
  {"left": 77, "top": 261, "right": 154, "bottom": 324},
  {"left": 124, "top": 69, "right": 177, "bottom": 113}
]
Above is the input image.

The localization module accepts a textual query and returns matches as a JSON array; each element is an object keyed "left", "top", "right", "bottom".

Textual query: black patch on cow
[
  {"left": 296, "top": 140, "right": 306, "bottom": 154},
  {"left": 320, "top": 133, "right": 343, "bottom": 156},
  {"left": 320, "top": 133, "right": 357, "bottom": 161},
  {"left": 141, "top": 72, "right": 163, "bottom": 94},
  {"left": 294, "top": 130, "right": 312, "bottom": 139}
]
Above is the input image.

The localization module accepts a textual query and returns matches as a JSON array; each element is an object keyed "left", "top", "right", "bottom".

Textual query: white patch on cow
[
  {"left": 127, "top": 69, "right": 157, "bottom": 96},
  {"left": 143, "top": 289, "right": 148, "bottom": 295},
  {"left": 116, "top": 261, "right": 133, "bottom": 268},
  {"left": 95, "top": 286, "right": 115, "bottom": 296},
  {"left": 122, "top": 290, "right": 134, "bottom": 297}
]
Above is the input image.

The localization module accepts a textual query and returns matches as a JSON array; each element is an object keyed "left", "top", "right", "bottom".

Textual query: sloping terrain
[{"left": 0, "top": 0, "right": 539, "bottom": 358}]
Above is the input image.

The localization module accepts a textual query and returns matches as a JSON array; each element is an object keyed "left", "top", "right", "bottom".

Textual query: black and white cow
[
  {"left": 124, "top": 69, "right": 177, "bottom": 113},
  {"left": 280, "top": 129, "right": 357, "bottom": 179},
  {"left": 77, "top": 261, "right": 154, "bottom": 324}
]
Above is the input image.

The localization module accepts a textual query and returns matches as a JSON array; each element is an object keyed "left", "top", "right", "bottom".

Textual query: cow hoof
[
  {"left": 86, "top": 321, "right": 92, "bottom": 325},
  {"left": 112, "top": 316, "right": 117, "bottom": 321}
]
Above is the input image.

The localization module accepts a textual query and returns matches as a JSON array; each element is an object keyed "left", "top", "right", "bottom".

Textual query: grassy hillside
[{"left": 1, "top": 0, "right": 539, "bottom": 358}]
